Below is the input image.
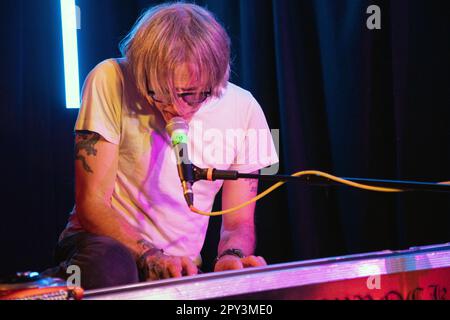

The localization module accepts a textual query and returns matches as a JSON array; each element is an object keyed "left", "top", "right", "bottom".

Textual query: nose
[
  {"left": 171, "top": 104, "right": 183, "bottom": 115},
  {"left": 162, "top": 108, "right": 183, "bottom": 121},
  {"left": 164, "top": 102, "right": 194, "bottom": 117},
  {"left": 157, "top": 99, "right": 198, "bottom": 122}
]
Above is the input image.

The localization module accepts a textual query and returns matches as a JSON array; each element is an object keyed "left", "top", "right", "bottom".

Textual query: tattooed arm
[
  {"left": 74, "top": 131, "right": 198, "bottom": 279},
  {"left": 214, "top": 170, "right": 267, "bottom": 271},
  {"left": 74, "top": 131, "right": 156, "bottom": 259}
]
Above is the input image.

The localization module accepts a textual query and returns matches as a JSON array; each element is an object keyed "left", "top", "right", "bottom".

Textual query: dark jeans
[{"left": 44, "top": 232, "right": 140, "bottom": 290}]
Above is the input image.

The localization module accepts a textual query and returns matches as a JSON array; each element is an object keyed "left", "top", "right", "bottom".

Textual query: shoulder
[
  {"left": 84, "top": 58, "right": 124, "bottom": 89},
  {"left": 223, "top": 82, "right": 255, "bottom": 103},
  {"left": 219, "top": 82, "right": 260, "bottom": 112},
  {"left": 83, "top": 59, "right": 123, "bottom": 96},
  {"left": 221, "top": 82, "right": 262, "bottom": 117},
  {"left": 90, "top": 58, "right": 122, "bottom": 75}
]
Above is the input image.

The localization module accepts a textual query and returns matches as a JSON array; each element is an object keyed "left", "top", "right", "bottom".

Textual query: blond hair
[{"left": 120, "top": 2, "right": 231, "bottom": 102}]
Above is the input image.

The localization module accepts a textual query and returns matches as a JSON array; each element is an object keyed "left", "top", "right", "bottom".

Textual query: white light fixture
[{"left": 60, "top": 0, "right": 80, "bottom": 109}]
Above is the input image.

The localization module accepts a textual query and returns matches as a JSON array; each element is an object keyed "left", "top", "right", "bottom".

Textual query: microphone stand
[{"left": 191, "top": 165, "right": 450, "bottom": 193}]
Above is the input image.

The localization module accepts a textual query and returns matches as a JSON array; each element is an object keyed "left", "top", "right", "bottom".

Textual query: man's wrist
[
  {"left": 136, "top": 239, "right": 164, "bottom": 267},
  {"left": 214, "top": 248, "right": 245, "bottom": 266},
  {"left": 137, "top": 247, "right": 164, "bottom": 280},
  {"left": 137, "top": 239, "right": 156, "bottom": 256}
]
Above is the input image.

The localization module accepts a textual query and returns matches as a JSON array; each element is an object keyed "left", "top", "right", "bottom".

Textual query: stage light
[{"left": 60, "top": 0, "right": 80, "bottom": 109}]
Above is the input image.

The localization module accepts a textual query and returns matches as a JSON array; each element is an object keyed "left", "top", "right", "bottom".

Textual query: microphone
[{"left": 165, "top": 117, "right": 194, "bottom": 207}]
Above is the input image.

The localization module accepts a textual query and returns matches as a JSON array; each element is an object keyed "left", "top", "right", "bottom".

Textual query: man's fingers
[
  {"left": 241, "top": 255, "right": 267, "bottom": 268},
  {"left": 181, "top": 257, "right": 198, "bottom": 276},
  {"left": 145, "top": 255, "right": 199, "bottom": 280},
  {"left": 258, "top": 256, "right": 267, "bottom": 266},
  {"left": 214, "top": 255, "right": 244, "bottom": 272},
  {"left": 147, "top": 265, "right": 160, "bottom": 280},
  {"left": 241, "top": 256, "right": 258, "bottom": 268},
  {"left": 166, "top": 260, "right": 183, "bottom": 278},
  {"left": 148, "top": 263, "right": 165, "bottom": 280}
]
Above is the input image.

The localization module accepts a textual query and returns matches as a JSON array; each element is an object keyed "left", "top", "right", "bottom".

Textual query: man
[{"left": 53, "top": 2, "right": 278, "bottom": 289}]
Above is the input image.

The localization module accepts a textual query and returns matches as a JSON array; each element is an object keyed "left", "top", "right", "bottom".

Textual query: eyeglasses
[{"left": 148, "top": 90, "right": 211, "bottom": 106}]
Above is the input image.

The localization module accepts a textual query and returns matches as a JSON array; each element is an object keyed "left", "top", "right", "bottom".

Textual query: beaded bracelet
[
  {"left": 137, "top": 247, "right": 164, "bottom": 279},
  {"left": 214, "top": 248, "right": 245, "bottom": 267}
]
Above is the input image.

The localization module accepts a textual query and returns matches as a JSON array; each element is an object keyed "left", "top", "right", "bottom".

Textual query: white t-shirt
[{"left": 61, "top": 58, "right": 279, "bottom": 261}]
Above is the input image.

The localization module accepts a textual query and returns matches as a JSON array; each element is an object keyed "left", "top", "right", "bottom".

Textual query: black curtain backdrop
[{"left": 0, "top": 0, "right": 448, "bottom": 275}]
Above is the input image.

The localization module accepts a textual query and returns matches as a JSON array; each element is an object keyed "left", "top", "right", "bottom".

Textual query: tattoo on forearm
[{"left": 75, "top": 132, "right": 100, "bottom": 173}]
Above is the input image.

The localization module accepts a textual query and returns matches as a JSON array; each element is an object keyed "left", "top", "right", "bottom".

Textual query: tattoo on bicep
[{"left": 75, "top": 132, "right": 100, "bottom": 174}]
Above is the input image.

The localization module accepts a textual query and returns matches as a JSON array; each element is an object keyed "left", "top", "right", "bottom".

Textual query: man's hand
[
  {"left": 214, "top": 255, "right": 267, "bottom": 272},
  {"left": 140, "top": 251, "right": 198, "bottom": 281}
]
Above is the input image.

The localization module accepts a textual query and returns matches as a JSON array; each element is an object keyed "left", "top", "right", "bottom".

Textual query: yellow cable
[{"left": 190, "top": 170, "right": 406, "bottom": 217}]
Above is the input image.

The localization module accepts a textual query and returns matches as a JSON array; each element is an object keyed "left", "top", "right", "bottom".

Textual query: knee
[{"left": 70, "top": 235, "right": 139, "bottom": 289}]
